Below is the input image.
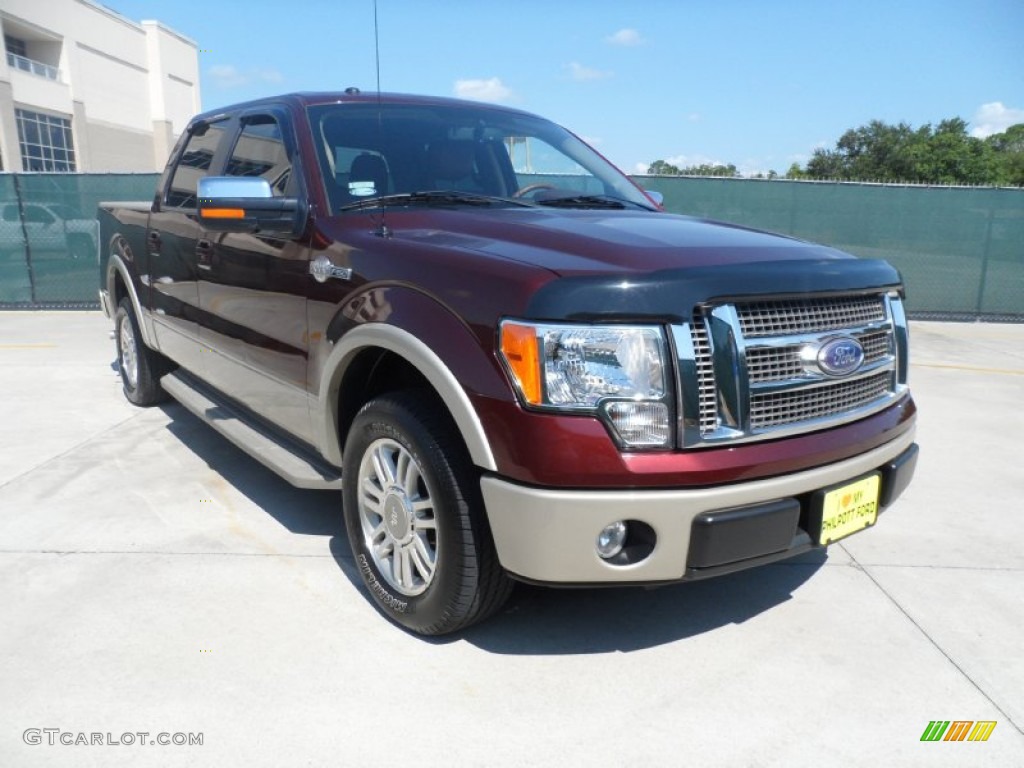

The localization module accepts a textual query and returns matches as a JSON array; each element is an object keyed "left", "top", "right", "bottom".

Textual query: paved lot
[{"left": 1, "top": 312, "right": 1022, "bottom": 767}]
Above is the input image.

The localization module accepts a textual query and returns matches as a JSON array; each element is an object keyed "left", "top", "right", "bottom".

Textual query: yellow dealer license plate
[{"left": 818, "top": 474, "right": 880, "bottom": 546}]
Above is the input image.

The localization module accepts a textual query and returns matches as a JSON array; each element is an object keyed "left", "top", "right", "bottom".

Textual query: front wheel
[{"left": 342, "top": 392, "right": 512, "bottom": 635}]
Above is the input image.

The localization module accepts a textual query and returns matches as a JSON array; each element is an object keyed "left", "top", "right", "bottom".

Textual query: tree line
[{"left": 647, "top": 118, "right": 1024, "bottom": 186}]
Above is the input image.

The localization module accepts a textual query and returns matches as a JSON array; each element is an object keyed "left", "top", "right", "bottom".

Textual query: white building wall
[{"left": 0, "top": 0, "right": 199, "bottom": 172}]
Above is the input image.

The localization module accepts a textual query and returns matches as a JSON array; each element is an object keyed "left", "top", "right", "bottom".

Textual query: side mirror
[
  {"left": 197, "top": 177, "right": 305, "bottom": 237},
  {"left": 643, "top": 189, "right": 665, "bottom": 207}
]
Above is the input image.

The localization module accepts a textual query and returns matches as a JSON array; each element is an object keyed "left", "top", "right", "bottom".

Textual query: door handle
[
  {"left": 146, "top": 231, "right": 161, "bottom": 252},
  {"left": 196, "top": 239, "right": 213, "bottom": 270}
]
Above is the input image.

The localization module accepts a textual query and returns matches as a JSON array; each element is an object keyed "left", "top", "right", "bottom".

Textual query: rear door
[
  {"left": 197, "top": 109, "right": 314, "bottom": 445},
  {"left": 148, "top": 120, "right": 229, "bottom": 372}
]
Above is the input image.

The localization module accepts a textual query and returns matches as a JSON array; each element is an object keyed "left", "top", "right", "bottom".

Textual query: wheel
[
  {"left": 343, "top": 392, "right": 513, "bottom": 635},
  {"left": 115, "top": 297, "right": 169, "bottom": 406}
]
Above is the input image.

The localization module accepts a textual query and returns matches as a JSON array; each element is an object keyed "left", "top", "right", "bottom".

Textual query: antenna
[{"left": 372, "top": 0, "right": 391, "bottom": 238}]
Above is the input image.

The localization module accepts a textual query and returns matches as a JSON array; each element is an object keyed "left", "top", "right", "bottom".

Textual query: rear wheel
[
  {"left": 115, "top": 297, "right": 169, "bottom": 406},
  {"left": 342, "top": 392, "right": 512, "bottom": 635}
]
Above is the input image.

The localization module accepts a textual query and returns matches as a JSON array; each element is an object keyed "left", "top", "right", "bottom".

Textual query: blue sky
[{"left": 106, "top": 0, "right": 1024, "bottom": 176}]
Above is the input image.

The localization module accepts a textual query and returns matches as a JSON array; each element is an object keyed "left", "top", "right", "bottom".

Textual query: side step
[{"left": 161, "top": 371, "right": 342, "bottom": 490}]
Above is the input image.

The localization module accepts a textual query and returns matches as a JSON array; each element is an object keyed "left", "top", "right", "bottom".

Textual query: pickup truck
[{"left": 98, "top": 91, "right": 918, "bottom": 635}]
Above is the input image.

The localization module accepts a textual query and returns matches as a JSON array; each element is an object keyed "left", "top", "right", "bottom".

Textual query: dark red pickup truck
[{"left": 98, "top": 91, "right": 918, "bottom": 635}]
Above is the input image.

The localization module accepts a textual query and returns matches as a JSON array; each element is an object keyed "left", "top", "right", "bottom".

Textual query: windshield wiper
[{"left": 339, "top": 190, "right": 533, "bottom": 212}]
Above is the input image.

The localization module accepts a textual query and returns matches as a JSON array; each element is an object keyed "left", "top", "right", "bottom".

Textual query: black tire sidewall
[
  {"left": 115, "top": 302, "right": 140, "bottom": 401},
  {"left": 342, "top": 395, "right": 477, "bottom": 634},
  {"left": 115, "top": 297, "right": 163, "bottom": 406}
]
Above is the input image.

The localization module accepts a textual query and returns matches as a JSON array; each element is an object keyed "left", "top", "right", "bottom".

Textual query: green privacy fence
[
  {"left": 1, "top": 172, "right": 1021, "bottom": 318},
  {"left": 0, "top": 173, "right": 159, "bottom": 306},
  {"left": 637, "top": 175, "right": 1024, "bottom": 319}
]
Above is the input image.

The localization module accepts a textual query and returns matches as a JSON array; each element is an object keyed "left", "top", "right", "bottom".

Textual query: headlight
[{"left": 499, "top": 320, "right": 673, "bottom": 448}]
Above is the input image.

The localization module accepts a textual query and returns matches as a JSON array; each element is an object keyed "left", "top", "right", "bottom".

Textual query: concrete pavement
[{"left": 1, "top": 312, "right": 1022, "bottom": 767}]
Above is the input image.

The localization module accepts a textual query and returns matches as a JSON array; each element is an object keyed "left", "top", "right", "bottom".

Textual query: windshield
[{"left": 307, "top": 102, "right": 655, "bottom": 212}]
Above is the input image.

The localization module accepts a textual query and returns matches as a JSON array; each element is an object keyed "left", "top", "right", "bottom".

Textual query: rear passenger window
[
  {"left": 225, "top": 116, "right": 292, "bottom": 196},
  {"left": 166, "top": 123, "right": 225, "bottom": 208}
]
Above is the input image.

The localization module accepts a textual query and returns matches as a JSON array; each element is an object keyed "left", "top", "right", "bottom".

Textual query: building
[{"left": 0, "top": 0, "right": 199, "bottom": 172}]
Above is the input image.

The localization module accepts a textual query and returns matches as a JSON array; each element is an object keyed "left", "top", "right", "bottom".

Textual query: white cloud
[
  {"left": 665, "top": 153, "right": 724, "bottom": 168},
  {"left": 208, "top": 64, "right": 284, "bottom": 89},
  {"left": 606, "top": 28, "right": 644, "bottom": 46},
  {"left": 568, "top": 62, "right": 612, "bottom": 81},
  {"left": 258, "top": 69, "right": 284, "bottom": 84},
  {"left": 453, "top": 77, "right": 513, "bottom": 103},
  {"left": 970, "top": 102, "right": 1024, "bottom": 138},
  {"left": 208, "top": 65, "right": 247, "bottom": 88}
]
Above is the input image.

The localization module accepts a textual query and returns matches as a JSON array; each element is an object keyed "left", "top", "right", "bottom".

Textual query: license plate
[{"left": 818, "top": 474, "right": 880, "bottom": 545}]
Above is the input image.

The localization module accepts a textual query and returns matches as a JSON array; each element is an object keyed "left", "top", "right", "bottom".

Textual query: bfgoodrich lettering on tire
[{"left": 342, "top": 392, "right": 512, "bottom": 635}]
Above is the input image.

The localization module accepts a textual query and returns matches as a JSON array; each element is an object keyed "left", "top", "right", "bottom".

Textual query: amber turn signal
[
  {"left": 499, "top": 322, "right": 542, "bottom": 405},
  {"left": 201, "top": 208, "right": 246, "bottom": 219}
]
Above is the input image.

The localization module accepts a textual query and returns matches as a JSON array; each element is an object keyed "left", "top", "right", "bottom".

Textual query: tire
[
  {"left": 115, "top": 297, "right": 169, "bottom": 406},
  {"left": 342, "top": 392, "right": 513, "bottom": 635}
]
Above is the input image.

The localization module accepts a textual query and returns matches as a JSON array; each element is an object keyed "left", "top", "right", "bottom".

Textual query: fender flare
[
  {"left": 105, "top": 252, "right": 156, "bottom": 348},
  {"left": 315, "top": 323, "right": 497, "bottom": 472}
]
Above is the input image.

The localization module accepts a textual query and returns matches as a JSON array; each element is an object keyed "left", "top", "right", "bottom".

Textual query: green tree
[
  {"left": 784, "top": 162, "right": 806, "bottom": 179},
  {"left": 906, "top": 118, "right": 998, "bottom": 184},
  {"left": 800, "top": 117, "right": 1014, "bottom": 184},
  {"left": 647, "top": 159, "right": 681, "bottom": 175},
  {"left": 986, "top": 123, "right": 1024, "bottom": 186},
  {"left": 678, "top": 163, "right": 737, "bottom": 177}
]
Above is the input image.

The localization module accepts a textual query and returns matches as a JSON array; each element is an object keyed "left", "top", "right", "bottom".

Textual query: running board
[{"left": 161, "top": 371, "right": 342, "bottom": 490}]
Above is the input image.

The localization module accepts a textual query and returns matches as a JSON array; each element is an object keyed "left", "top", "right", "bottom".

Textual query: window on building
[
  {"left": 225, "top": 116, "right": 292, "bottom": 195},
  {"left": 4, "top": 35, "right": 27, "bottom": 58},
  {"left": 165, "top": 123, "right": 225, "bottom": 208},
  {"left": 15, "top": 109, "right": 76, "bottom": 172}
]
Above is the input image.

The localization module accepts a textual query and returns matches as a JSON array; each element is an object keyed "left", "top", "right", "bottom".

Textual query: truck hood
[
  {"left": 324, "top": 206, "right": 903, "bottom": 322},
  {"left": 371, "top": 207, "right": 852, "bottom": 276}
]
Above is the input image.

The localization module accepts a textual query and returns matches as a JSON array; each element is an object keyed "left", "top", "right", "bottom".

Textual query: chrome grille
[
  {"left": 682, "top": 292, "right": 907, "bottom": 446},
  {"left": 736, "top": 296, "right": 886, "bottom": 337},
  {"left": 750, "top": 372, "right": 892, "bottom": 429},
  {"left": 859, "top": 330, "right": 891, "bottom": 362},
  {"left": 690, "top": 321, "right": 718, "bottom": 433},
  {"left": 745, "top": 347, "right": 803, "bottom": 382},
  {"left": 744, "top": 328, "right": 894, "bottom": 384}
]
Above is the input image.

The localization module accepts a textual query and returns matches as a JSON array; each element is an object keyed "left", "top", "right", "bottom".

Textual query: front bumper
[{"left": 481, "top": 428, "right": 917, "bottom": 584}]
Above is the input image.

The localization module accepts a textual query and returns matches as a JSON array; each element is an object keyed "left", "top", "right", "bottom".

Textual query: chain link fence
[
  {"left": 1, "top": 172, "right": 1021, "bottom": 319},
  {"left": 0, "top": 173, "right": 159, "bottom": 307}
]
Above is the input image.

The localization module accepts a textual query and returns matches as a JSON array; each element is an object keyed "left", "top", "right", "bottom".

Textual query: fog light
[{"left": 597, "top": 521, "right": 628, "bottom": 559}]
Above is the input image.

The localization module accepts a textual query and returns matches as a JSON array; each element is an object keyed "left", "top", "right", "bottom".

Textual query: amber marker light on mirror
[
  {"left": 499, "top": 321, "right": 542, "bottom": 405},
  {"left": 201, "top": 208, "right": 246, "bottom": 219}
]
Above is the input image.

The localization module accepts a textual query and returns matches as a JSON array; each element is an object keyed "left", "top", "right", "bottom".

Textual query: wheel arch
[
  {"left": 316, "top": 324, "right": 498, "bottom": 472},
  {"left": 105, "top": 246, "right": 155, "bottom": 348}
]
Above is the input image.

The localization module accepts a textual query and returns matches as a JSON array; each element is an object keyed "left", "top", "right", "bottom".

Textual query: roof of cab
[{"left": 188, "top": 90, "right": 538, "bottom": 127}]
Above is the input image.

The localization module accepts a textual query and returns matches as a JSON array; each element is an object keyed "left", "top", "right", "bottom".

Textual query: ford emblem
[{"left": 817, "top": 337, "right": 865, "bottom": 377}]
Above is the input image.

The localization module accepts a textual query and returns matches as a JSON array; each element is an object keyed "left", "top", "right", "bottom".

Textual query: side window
[
  {"left": 225, "top": 116, "right": 292, "bottom": 196},
  {"left": 506, "top": 136, "right": 604, "bottom": 196},
  {"left": 23, "top": 205, "right": 55, "bottom": 224},
  {"left": 165, "top": 123, "right": 225, "bottom": 209}
]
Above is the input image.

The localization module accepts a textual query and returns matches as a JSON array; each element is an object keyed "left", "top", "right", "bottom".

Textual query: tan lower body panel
[{"left": 480, "top": 427, "right": 916, "bottom": 583}]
